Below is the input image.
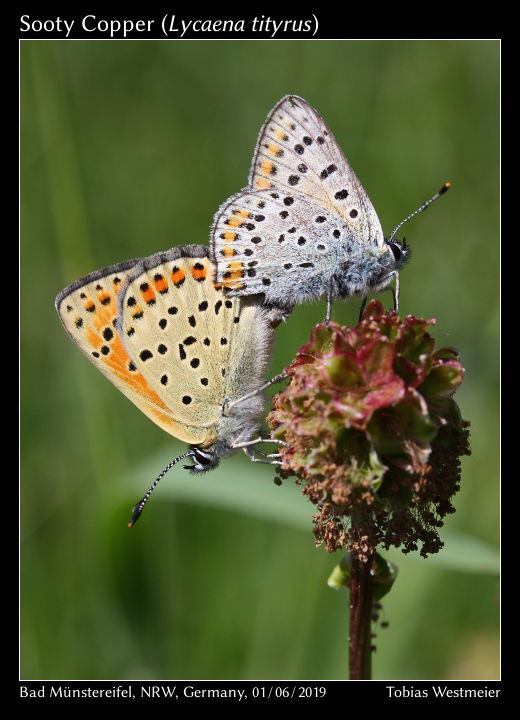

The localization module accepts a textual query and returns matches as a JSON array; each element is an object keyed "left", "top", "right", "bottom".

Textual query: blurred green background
[{"left": 21, "top": 40, "right": 499, "bottom": 680}]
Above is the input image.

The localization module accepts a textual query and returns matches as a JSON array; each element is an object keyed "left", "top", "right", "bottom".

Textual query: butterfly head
[
  {"left": 184, "top": 446, "right": 220, "bottom": 473},
  {"left": 386, "top": 236, "right": 411, "bottom": 269}
]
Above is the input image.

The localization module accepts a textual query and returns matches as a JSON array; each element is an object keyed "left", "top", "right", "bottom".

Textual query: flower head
[{"left": 268, "top": 301, "right": 470, "bottom": 560}]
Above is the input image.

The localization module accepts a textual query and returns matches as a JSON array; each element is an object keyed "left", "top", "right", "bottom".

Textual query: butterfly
[
  {"left": 56, "top": 245, "right": 282, "bottom": 525},
  {"left": 210, "top": 95, "right": 449, "bottom": 321}
]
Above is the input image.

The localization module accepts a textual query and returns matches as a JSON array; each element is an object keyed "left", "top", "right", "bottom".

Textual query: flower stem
[{"left": 349, "top": 553, "right": 374, "bottom": 679}]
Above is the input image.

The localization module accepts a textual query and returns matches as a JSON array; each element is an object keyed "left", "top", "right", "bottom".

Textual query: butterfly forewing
[
  {"left": 248, "top": 95, "right": 384, "bottom": 248},
  {"left": 55, "top": 262, "right": 194, "bottom": 441}
]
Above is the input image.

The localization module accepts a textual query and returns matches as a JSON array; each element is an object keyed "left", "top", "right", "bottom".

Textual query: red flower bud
[{"left": 268, "top": 301, "right": 471, "bottom": 561}]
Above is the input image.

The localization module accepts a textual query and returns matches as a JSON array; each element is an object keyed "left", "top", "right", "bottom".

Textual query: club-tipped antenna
[
  {"left": 388, "top": 182, "right": 451, "bottom": 243},
  {"left": 128, "top": 450, "right": 192, "bottom": 527}
]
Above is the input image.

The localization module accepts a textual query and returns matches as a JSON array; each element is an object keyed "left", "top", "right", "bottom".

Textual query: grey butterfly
[{"left": 211, "top": 95, "right": 448, "bottom": 321}]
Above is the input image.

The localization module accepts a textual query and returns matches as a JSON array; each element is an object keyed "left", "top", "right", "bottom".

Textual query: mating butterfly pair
[{"left": 56, "top": 96, "right": 447, "bottom": 523}]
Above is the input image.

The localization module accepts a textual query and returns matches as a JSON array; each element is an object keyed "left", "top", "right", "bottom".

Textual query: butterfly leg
[
  {"left": 358, "top": 296, "right": 368, "bottom": 323},
  {"left": 325, "top": 282, "right": 333, "bottom": 323},
  {"left": 223, "top": 372, "right": 289, "bottom": 415},
  {"left": 253, "top": 448, "right": 282, "bottom": 459},
  {"left": 242, "top": 447, "right": 282, "bottom": 465},
  {"left": 392, "top": 271, "right": 400, "bottom": 314},
  {"left": 232, "top": 436, "right": 288, "bottom": 449}
]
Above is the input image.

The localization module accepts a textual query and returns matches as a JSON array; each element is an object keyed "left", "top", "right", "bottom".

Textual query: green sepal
[
  {"left": 373, "top": 552, "right": 399, "bottom": 600},
  {"left": 327, "top": 551, "right": 398, "bottom": 599},
  {"left": 327, "top": 554, "right": 352, "bottom": 590}
]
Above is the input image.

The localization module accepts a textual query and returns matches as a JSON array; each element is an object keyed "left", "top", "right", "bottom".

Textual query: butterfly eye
[
  {"left": 193, "top": 448, "right": 211, "bottom": 463},
  {"left": 190, "top": 447, "right": 218, "bottom": 472},
  {"left": 388, "top": 242, "right": 403, "bottom": 262}
]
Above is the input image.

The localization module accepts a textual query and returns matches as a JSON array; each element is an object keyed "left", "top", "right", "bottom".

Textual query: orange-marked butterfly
[{"left": 56, "top": 245, "right": 282, "bottom": 525}]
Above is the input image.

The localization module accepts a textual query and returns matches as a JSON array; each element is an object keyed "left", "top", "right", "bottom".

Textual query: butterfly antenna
[
  {"left": 128, "top": 450, "right": 193, "bottom": 527},
  {"left": 388, "top": 182, "right": 451, "bottom": 243}
]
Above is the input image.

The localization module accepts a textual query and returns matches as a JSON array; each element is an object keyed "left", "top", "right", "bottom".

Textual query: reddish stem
[{"left": 349, "top": 553, "right": 374, "bottom": 679}]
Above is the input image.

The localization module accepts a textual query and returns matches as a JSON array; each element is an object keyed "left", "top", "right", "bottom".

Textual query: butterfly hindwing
[
  {"left": 55, "top": 260, "right": 197, "bottom": 442},
  {"left": 211, "top": 190, "right": 356, "bottom": 303},
  {"left": 119, "top": 248, "right": 229, "bottom": 430},
  {"left": 118, "top": 246, "right": 273, "bottom": 445}
]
